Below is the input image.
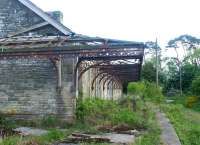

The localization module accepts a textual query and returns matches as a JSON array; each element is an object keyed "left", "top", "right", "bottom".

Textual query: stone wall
[
  {"left": 0, "top": 0, "right": 76, "bottom": 121},
  {"left": 0, "top": 57, "right": 76, "bottom": 121}
]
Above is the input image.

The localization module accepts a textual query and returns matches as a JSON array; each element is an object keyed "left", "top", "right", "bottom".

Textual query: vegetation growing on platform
[
  {"left": 76, "top": 96, "right": 161, "bottom": 145},
  {"left": 161, "top": 104, "right": 200, "bottom": 145},
  {"left": 0, "top": 129, "right": 65, "bottom": 145},
  {"left": 0, "top": 95, "right": 161, "bottom": 145},
  {"left": 76, "top": 98, "right": 148, "bottom": 129},
  {"left": 127, "top": 81, "right": 164, "bottom": 103}
]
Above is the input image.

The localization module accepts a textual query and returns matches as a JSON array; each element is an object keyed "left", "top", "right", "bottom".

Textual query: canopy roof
[{"left": 0, "top": 35, "right": 145, "bottom": 85}]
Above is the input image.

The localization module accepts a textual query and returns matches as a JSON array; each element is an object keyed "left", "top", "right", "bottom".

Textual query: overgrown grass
[
  {"left": 0, "top": 97, "right": 161, "bottom": 145},
  {"left": 133, "top": 103, "right": 161, "bottom": 145},
  {"left": 0, "top": 115, "right": 71, "bottom": 130},
  {"left": 76, "top": 97, "right": 161, "bottom": 145},
  {"left": 161, "top": 104, "right": 200, "bottom": 145},
  {"left": 166, "top": 95, "right": 200, "bottom": 112},
  {"left": 76, "top": 98, "right": 150, "bottom": 130},
  {"left": 0, "top": 129, "right": 65, "bottom": 145},
  {"left": 134, "top": 128, "right": 160, "bottom": 145}
]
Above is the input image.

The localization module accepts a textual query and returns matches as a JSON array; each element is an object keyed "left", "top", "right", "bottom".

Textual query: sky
[{"left": 31, "top": 0, "right": 200, "bottom": 48}]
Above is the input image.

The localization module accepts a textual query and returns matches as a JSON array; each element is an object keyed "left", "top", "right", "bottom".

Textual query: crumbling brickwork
[{"left": 0, "top": 57, "right": 76, "bottom": 121}]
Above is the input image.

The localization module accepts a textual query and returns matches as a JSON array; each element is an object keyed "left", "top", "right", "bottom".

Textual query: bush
[
  {"left": 185, "top": 96, "right": 199, "bottom": 108},
  {"left": 191, "top": 75, "right": 200, "bottom": 96},
  {"left": 144, "top": 82, "right": 164, "bottom": 104},
  {"left": 128, "top": 82, "right": 146, "bottom": 97},
  {"left": 76, "top": 98, "right": 119, "bottom": 124},
  {"left": 192, "top": 101, "right": 200, "bottom": 112},
  {"left": 0, "top": 113, "right": 16, "bottom": 131},
  {"left": 76, "top": 98, "right": 153, "bottom": 129},
  {"left": 112, "top": 108, "right": 146, "bottom": 129},
  {"left": 42, "top": 129, "right": 65, "bottom": 142},
  {"left": 127, "top": 81, "right": 164, "bottom": 104},
  {"left": 118, "top": 96, "right": 133, "bottom": 110},
  {"left": 41, "top": 116, "right": 61, "bottom": 128}
]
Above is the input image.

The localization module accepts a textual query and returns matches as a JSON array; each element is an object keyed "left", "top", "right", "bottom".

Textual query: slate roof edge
[{"left": 18, "top": 0, "right": 74, "bottom": 36}]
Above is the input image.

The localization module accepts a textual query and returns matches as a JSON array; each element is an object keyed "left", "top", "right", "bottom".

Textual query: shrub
[
  {"left": 127, "top": 81, "right": 164, "bottom": 104},
  {"left": 118, "top": 96, "right": 133, "bottom": 110},
  {"left": 112, "top": 108, "right": 146, "bottom": 128},
  {"left": 185, "top": 96, "right": 199, "bottom": 108},
  {"left": 42, "top": 129, "right": 65, "bottom": 142},
  {"left": 191, "top": 75, "right": 200, "bottom": 96},
  {"left": 75, "top": 98, "right": 85, "bottom": 121},
  {"left": 128, "top": 82, "right": 146, "bottom": 97},
  {"left": 192, "top": 101, "right": 200, "bottom": 112},
  {"left": 41, "top": 116, "right": 61, "bottom": 128},
  {"left": 0, "top": 113, "right": 16, "bottom": 131},
  {"left": 76, "top": 98, "right": 119, "bottom": 124},
  {"left": 76, "top": 97, "right": 158, "bottom": 131},
  {"left": 144, "top": 82, "right": 164, "bottom": 104}
]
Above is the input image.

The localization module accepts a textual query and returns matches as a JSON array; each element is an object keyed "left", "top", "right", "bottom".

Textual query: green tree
[
  {"left": 142, "top": 61, "right": 156, "bottom": 82},
  {"left": 164, "top": 58, "right": 199, "bottom": 94},
  {"left": 167, "top": 34, "right": 199, "bottom": 95},
  {"left": 187, "top": 48, "right": 200, "bottom": 67},
  {"left": 182, "top": 63, "right": 199, "bottom": 91},
  {"left": 164, "top": 57, "right": 179, "bottom": 92},
  {"left": 142, "top": 60, "right": 166, "bottom": 86},
  {"left": 191, "top": 75, "right": 200, "bottom": 96}
]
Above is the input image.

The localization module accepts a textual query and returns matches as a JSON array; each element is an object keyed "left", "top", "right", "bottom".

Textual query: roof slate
[{"left": 17, "top": 0, "right": 74, "bottom": 36}]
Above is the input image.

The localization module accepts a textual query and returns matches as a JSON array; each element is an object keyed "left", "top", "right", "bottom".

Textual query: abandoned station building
[{"left": 0, "top": 0, "right": 145, "bottom": 121}]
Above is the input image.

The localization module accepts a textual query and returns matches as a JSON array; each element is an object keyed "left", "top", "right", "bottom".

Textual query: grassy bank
[{"left": 161, "top": 104, "right": 200, "bottom": 145}]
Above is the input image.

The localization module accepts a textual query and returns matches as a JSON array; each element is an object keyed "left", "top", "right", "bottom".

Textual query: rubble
[
  {"left": 13, "top": 127, "right": 48, "bottom": 136},
  {"left": 65, "top": 132, "right": 135, "bottom": 144}
]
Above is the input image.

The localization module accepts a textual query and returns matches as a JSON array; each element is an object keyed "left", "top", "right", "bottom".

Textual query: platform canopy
[{"left": 0, "top": 35, "right": 145, "bottom": 86}]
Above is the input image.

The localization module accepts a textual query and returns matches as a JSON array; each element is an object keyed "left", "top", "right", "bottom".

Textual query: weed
[
  {"left": 112, "top": 108, "right": 146, "bottom": 129},
  {"left": 40, "top": 116, "right": 61, "bottom": 128},
  {"left": 161, "top": 104, "right": 200, "bottom": 145}
]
